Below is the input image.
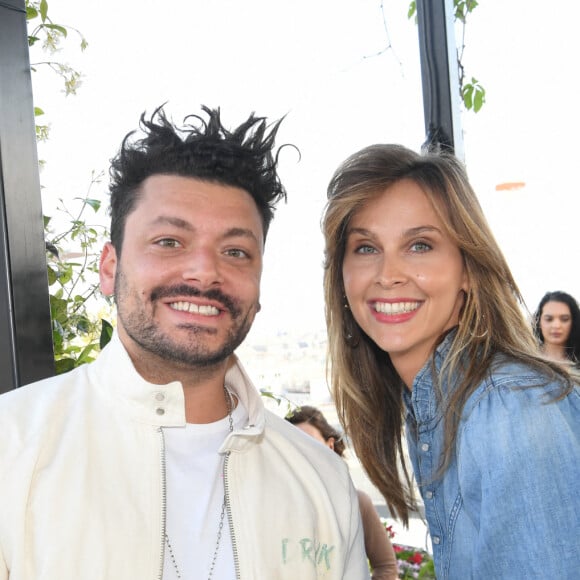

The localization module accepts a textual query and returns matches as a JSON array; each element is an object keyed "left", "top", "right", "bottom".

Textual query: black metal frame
[
  {"left": 0, "top": 0, "right": 55, "bottom": 392},
  {"left": 416, "top": 0, "right": 464, "bottom": 157}
]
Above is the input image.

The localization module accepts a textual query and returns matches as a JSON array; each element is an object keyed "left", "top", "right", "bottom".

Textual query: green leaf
[
  {"left": 47, "top": 266, "right": 57, "bottom": 286},
  {"left": 57, "top": 265, "right": 73, "bottom": 285},
  {"left": 260, "top": 390, "right": 281, "bottom": 403},
  {"left": 52, "top": 329, "right": 63, "bottom": 351},
  {"left": 76, "top": 316, "right": 91, "bottom": 334},
  {"left": 85, "top": 198, "right": 101, "bottom": 212},
  {"left": 474, "top": 89, "right": 484, "bottom": 112},
  {"left": 39, "top": 0, "right": 48, "bottom": 22},
  {"left": 49, "top": 294, "right": 68, "bottom": 322},
  {"left": 44, "top": 23, "right": 68, "bottom": 37},
  {"left": 100, "top": 319, "right": 114, "bottom": 350},
  {"left": 76, "top": 344, "right": 95, "bottom": 365},
  {"left": 26, "top": 6, "right": 38, "bottom": 20},
  {"left": 455, "top": 4, "right": 466, "bottom": 22},
  {"left": 62, "top": 344, "right": 81, "bottom": 354},
  {"left": 462, "top": 84, "right": 474, "bottom": 110},
  {"left": 43, "top": 215, "right": 51, "bottom": 227},
  {"left": 407, "top": 1, "right": 416, "bottom": 19},
  {"left": 34, "top": 107, "right": 45, "bottom": 117},
  {"left": 55, "top": 358, "right": 76, "bottom": 374}
]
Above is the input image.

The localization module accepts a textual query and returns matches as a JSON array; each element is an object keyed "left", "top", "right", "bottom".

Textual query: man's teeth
[
  {"left": 170, "top": 301, "right": 220, "bottom": 316},
  {"left": 374, "top": 302, "right": 420, "bottom": 314}
]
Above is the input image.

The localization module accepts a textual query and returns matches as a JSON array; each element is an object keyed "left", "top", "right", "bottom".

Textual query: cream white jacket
[{"left": 0, "top": 334, "right": 368, "bottom": 579}]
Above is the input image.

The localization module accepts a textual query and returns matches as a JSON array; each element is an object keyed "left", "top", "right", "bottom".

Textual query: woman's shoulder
[
  {"left": 457, "top": 356, "right": 579, "bottom": 454},
  {"left": 461, "top": 354, "right": 579, "bottom": 423},
  {"left": 457, "top": 362, "right": 580, "bottom": 477}
]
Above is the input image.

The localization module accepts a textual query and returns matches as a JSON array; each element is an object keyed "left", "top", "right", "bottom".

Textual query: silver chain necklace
[{"left": 165, "top": 385, "right": 234, "bottom": 580}]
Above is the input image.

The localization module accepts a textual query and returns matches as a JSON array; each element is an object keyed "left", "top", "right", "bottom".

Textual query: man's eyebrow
[
  {"left": 149, "top": 216, "right": 194, "bottom": 231},
  {"left": 148, "top": 217, "right": 261, "bottom": 244},
  {"left": 223, "top": 227, "right": 261, "bottom": 245}
]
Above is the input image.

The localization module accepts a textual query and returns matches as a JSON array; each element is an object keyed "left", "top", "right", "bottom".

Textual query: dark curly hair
[
  {"left": 285, "top": 405, "right": 346, "bottom": 457},
  {"left": 108, "top": 104, "right": 289, "bottom": 253},
  {"left": 534, "top": 291, "right": 580, "bottom": 364}
]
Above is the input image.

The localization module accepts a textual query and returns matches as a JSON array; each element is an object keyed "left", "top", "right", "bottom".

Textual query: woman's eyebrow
[{"left": 346, "top": 225, "right": 441, "bottom": 238}]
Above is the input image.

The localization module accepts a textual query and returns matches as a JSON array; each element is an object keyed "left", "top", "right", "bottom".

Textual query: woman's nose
[{"left": 374, "top": 256, "right": 407, "bottom": 289}]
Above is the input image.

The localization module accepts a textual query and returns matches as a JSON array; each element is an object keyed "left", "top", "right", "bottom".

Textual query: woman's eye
[
  {"left": 410, "top": 241, "right": 432, "bottom": 252},
  {"left": 354, "top": 244, "right": 377, "bottom": 255}
]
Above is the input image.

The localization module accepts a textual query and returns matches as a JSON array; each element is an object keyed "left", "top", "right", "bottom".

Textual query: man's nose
[{"left": 181, "top": 249, "right": 223, "bottom": 288}]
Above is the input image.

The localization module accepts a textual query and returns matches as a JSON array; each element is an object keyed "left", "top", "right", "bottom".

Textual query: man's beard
[{"left": 114, "top": 271, "right": 255, "bottom": 368}]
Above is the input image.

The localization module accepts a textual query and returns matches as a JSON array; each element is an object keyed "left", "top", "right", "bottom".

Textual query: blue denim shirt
[{"left": 403, "top": 332, "right": 580, "bottom": 579}]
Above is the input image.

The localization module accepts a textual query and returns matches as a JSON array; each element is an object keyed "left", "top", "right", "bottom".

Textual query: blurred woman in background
[{"left": 534, "top": 290, "right": 580, "bottom": 365}]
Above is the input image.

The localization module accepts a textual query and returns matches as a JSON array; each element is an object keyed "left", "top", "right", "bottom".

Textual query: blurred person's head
[
  {"left": 286, "top": 406, "right": 345, "bottom": 457},
  {"left": 534, "top": 291, "right": 580, "bottom": 363}
]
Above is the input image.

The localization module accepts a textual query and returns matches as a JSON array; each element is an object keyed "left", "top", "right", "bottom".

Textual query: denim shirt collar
[{"left": 402, "top": 327, "right": 457, "bottom": 428}]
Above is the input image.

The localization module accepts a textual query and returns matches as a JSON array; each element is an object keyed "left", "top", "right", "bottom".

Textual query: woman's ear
[
  {"left": 461, "top": 265, "right": 470, "bottom": 294},
  {"left": 326, "top": 437, "right": 335, "bottom": 451}
]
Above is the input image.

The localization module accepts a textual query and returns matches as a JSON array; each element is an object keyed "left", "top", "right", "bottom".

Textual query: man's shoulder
[
  {"left": 0, "top": 363, "right": 91, "bottom": 422},
  {"left": 262, "top": 408, "right": 311, "bottom": 440}
]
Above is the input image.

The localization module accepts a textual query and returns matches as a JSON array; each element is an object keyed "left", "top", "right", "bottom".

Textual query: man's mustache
[{"left": 150, "top": 284, "right": 242, "bottom": 318}]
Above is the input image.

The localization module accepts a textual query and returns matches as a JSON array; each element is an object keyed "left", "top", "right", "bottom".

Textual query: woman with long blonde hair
[{"left": 322, "top": 144, "right": 580, "bottom": 579}]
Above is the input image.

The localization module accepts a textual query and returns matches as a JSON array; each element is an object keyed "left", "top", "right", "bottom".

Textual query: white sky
[{"left": 33, "top": 0, "right": 580, "bottom": 340}]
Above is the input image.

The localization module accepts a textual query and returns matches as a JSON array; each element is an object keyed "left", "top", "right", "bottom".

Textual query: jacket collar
[{"left": 90, "top": 332, "right": 266, "bottom": 440}]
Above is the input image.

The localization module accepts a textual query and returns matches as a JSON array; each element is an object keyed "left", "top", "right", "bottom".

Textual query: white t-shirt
[{"left": 162, "top": 399, "right": 248, "bottom": 580}]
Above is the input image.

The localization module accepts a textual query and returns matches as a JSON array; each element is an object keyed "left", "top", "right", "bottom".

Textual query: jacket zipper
[
  {"left": 223, "top": 450, "right": 241, "bottom": 580},
  {"left": 158, "top": 427, "right": 167, "bottom": 580}
]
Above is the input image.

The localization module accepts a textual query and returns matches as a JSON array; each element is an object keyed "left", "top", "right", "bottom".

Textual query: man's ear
[{"left": 99, "top": 242, "right": 118, "bottom": 296}]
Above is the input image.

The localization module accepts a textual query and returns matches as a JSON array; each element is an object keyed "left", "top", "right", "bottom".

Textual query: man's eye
[
  {"left": 225, "top": 248, "right": 248, "bottom": 258},
  {"left": 156, "top": 238, "right": 181, "bottom": 248}
]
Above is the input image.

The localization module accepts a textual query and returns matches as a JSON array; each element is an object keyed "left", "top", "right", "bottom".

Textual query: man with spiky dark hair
[{"left": 0, "top": 106, "right": 367, "bottom": 580}]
